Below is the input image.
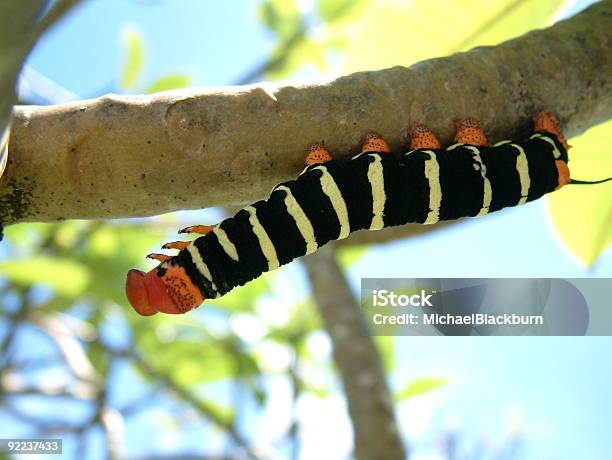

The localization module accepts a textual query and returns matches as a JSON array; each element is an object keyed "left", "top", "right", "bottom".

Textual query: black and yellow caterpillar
[{"left": 125, "top": 112, "right": 608, "bottom": 316}]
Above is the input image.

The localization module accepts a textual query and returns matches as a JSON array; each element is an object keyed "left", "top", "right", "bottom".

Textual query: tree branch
[
  {"left": 303, "top": 245, "right": 406, "bottom": 460},
  {"left": 0, "top": 0, "right": 82, "bottom": 178},
  {"left": 1, "top": 1, "right": 611, "bottom": 225}
]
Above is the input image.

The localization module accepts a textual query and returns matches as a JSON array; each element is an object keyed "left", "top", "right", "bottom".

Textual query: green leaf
[
  {"left": 374, "top": 335, "right": 395, "bottom": 373},
  {"left": 337, "top": 245, "right": 367, "bottom": 269},
  {"left": 120, "top": 27, "right": 145, "bottom": 90},
  {"left": 139, "top": 338, "right": 245, "bottom": 386},
  {"left": 0, "top": 257, "right": 91, "bottom": 298},
  {"left": 266, "top": 299, "right": 321, "bottom": 344},
  {"left": 547, "top": 120, "right": 612, "bottom": 266},
  {"left": 3, "top": 222, "right": 55, "bottom": 252},
  {"left": 318, "top": 0, "right": 370, "bottom": 23},
  {"left": 257, "top": 0, "right": 301, "bottom": 39},
  {"left": 396, "top": 377, "right": 447, "bottom": 401},
  {"left": 79, "top": 225, "right": 166, "bottom": 306},
  {"left": 146, "top": 74, "right": 192, "bottom": 94}
]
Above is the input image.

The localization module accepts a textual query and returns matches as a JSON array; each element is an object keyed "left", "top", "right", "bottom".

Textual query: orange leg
[
  {"left": 179, "top": 225, "right": 215, "bottom": 235},
  {"left": 162, "top": 241, "right": 190, "bottom": 250},
  {"left": 154, "top": 230, "right": 208, "bottom": 264},
  {"left": 408, "top": 123, "right": 441, "bottom": 149},
  {"left": 454, "top": 118, "right": 488, "bottom": 146},
  {"left": 147, "top": 253, "right": 171, "bottom": 262},
  {"left": 305, "top": 143, "right": 332, "bottom": 165},
  {"left": 361, "top": 132, "right": 391, "bottom": 153}
]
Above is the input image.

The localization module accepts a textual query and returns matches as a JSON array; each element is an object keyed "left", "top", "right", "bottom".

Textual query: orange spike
[
  {"left": 162, "top": 241, "right": 190, "bottom": 251},
  {"left": 408, "top": 123, "right": 441, "bottom": 149},
  {"left": 361, "top": 132, "right": 391, "bottom": 153},
  {"left": 179, "top": 225, "right": 215, "bottom": 235},
  {"left": 305, "top": 143, "right": 332, "bottom": 165},
  {"left": 454, "top": 118, "right": 488, "bottom": 146},
  {"left": 533, "top": 111, "right": 570, "bottom": 150}
]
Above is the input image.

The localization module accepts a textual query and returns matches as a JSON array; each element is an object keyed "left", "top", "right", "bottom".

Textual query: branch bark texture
[{"left": 1, "top": 1, "right": 611, "bottom": 224}]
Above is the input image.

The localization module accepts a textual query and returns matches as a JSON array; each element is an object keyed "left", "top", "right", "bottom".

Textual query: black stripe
[
  {"left": 201, "top": 206, "right": 270, "bottom": 294},
  {"left": 333, "top": 154, "right": 375, "bottom": 231},
  {"left": 480, "top": 143, "right": 523, "bottom": 212},
  {"left": 173, "top": 249, "right": 213, "bottom": 298},
  {"left": 437, "top": 147, "right": 485, "bottom": 220},
  {"left": 291, "top": 165, "right": 341, "bottom": 246},
  {"left": 380, "top": 153, "right": 408, "bottom": 227},
  {"left": 194, "top": 232, "right": 238, "bottom": 296},
  {"left": 523, "top": 137, "right": 559, "bottom": 201},
  {"left": 535, "top": 131, "right": 568, "bottom": 162},
  {"left": 252, "top": 194, "right": 306, "bottom": 265},
  {"left": 400, "top": 150, "right": 434, "bottom": 223}
]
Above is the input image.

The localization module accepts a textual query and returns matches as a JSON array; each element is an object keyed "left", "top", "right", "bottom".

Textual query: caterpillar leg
[
  {"left": 154, "top": 237, "right": 193, "bottom": 260},
  {"left": 162, "top": 241, "right": 190, "bottom": 250},
  {"left": 361, "top": 132, "right": 391, "bottom": 153},
  {"left": 408, "top": 123, "right": 441, "bottom": 149},
  {"left": 153, "top": 226, "right": 213, "bottom": 260},
  {"left": 305, "top": 143, "right": 332, "bottom": 165},
  {"left": 179, "top": 224, "right": 215, "bottom": 235},
  {"left": 146, "top": 253, "right": 171, "bottom": 262},
  {"left": 454, "top": 118, "right": 488, "bottom": 146},
  {"left": 532, "top": 111, "right": 570, "bottom": 189}
]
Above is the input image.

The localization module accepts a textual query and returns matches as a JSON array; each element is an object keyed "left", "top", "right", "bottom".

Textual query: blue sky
[{"left": 3, "top": 0, "right": 611, "bottom": 458}]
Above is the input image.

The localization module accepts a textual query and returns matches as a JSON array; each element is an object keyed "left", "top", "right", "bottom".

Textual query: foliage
[
  {"left": 547, "top": 120, "right": 612, "bottom": 266},
  {"left": 396, "top": 376, "right": 447, "bottom": 401},
  {"left": 120, "top": 27, "right": 191, "bottom": 94}
]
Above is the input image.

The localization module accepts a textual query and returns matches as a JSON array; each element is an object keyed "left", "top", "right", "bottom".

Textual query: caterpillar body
[{"left": 125, "top": 112, "right": 577, "bottom": 316}]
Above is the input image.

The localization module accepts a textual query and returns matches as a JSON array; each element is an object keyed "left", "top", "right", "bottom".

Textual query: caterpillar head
[{"left": 126, "top": 263, "right": 204, "bottom": 316}]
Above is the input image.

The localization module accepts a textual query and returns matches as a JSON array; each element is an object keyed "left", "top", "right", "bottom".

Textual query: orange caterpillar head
[{"left": 126, "top": 262, "right": 204, "bottom": 316}]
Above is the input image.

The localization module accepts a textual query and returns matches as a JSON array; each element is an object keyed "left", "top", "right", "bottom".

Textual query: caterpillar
[{"left": 125, "top": 111, "right": 610, "bottom": 316}]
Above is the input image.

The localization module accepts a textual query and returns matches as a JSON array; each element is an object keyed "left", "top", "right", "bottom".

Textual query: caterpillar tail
[{"left": 569, "top": 177, "right": 612, "bottom": 185}]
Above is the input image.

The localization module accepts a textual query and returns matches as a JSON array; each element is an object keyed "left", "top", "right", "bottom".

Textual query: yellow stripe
[
  {"left": 213, "top": 226, "right": 239, "bottom": 262},
  {"left": 510, "top": 143, "right": 531, "bottom": 205},
  {"left": 530, "top": 133, "right": 561, "bottom": 159},
  {"left": 275, "top": 185, "right": 318, "bottom": 254},
  {"left": 464, "top": 146, "right": 492, "bottom": 217},
  {"left": 445, "top": 143, "right": 462, "bottom": 151},
  {"left": 422, "top": 150, "right": 442, "bottom": 224},
  {"left": 245, "top": 205, "right": 280, "bottom": 270},
  {"left": 367, "top": 154, "right": 386, "bottom": 230},
  {"left": 186, "top": 243, "right": 218, "bottom": 294},
  {"left": 313, "top": 165, "right": 350, "bottom": 239}
]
